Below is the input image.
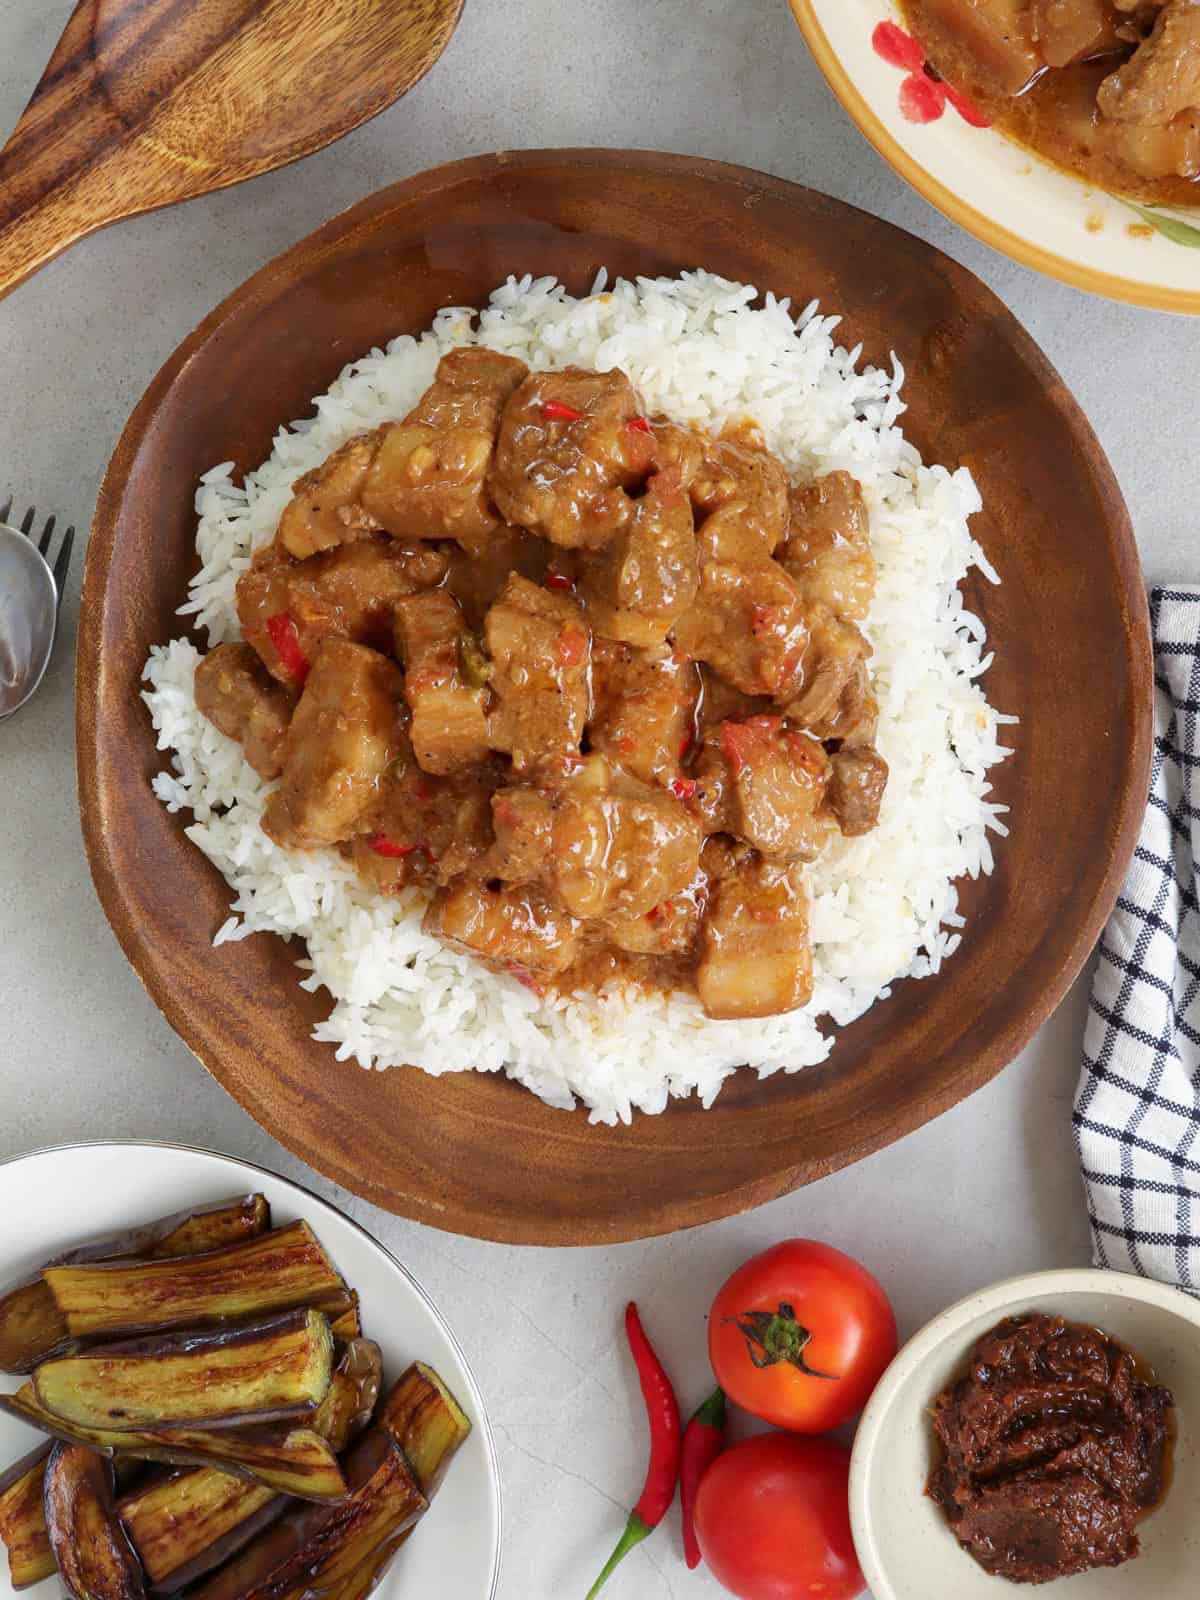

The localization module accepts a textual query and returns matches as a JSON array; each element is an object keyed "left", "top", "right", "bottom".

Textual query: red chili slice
[
  {"left": 368, "top": 834, "right": 415, "bottom": 859},
  {"left": 542, "top": 399, "right": 583, "bottom": 422},
  {"left": 670, "top": 777, "right": 697, "bottom": 802},
  {"left": 544, "top": 572, "right": 576, "bottom": 592},
  {"left": 626, "top": 416, "right": 653, "bottom": 435},
  {"left": 557, "top": 626, "right": 588, "bottom": 668},
  {"left": 265, "top": 613, "right": 310, "bottom": 685}
]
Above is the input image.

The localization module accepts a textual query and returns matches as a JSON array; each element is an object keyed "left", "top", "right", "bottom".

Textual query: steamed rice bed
[{"left": 142, "top": 270, "right": 1013, "bottom": 1125}]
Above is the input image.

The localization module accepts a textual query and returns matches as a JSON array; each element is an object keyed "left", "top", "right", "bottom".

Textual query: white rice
[{"left": 141, "top": 270, "right": 1014, "bottom": 1125}]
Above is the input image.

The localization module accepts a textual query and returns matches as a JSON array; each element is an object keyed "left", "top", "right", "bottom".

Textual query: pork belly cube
[
  {"left": 694, "top": 720, "right": 838, "bottom": 864},
  {"left": 484, "top": 573, "right": 591, "bottom": 776},
  {"left": 394, "top": 589, "right": 490, "bottom": 775},
  {"left": 604, "top": 880, "right": 707, "bottom": 958},
  {"left": 1098, "top": 4, "right": 1200, "bottom": 127},
  {"left": 696, "top": 854, "right": 813, "bottom": 1020},
  {"left": 693, "top": 716, "right": 832, "bottom": 862},
  {"left": 238, "top": 538, "right": 448, "bottom": 685},
  {"left": 484, "top": 788, "right": 556, "bottom": 885},
  {"left": 782, "top": 608, "right": 878, "bottom": 745},
  {"left": 360, "top": 348, "right": 528, "bottom": 552},
  {"left": 262, "top": 642, "right": 405, "bottom": 849},
  {"left": 489, "top": 366, "right": 656, "bottom": 549},
  {"left": 826, "top": 747, "right": 889, "bottom": 838},
  {"left": 671, "top": 555, "right": 808, "bottom": 700},
  {"left": 1031, "top": 0, "right": 1122, "bottom": 69},
  {"left": 424, "top": 880, "right": 580, "bottom": 978},
  {"left": 275, "top": 430, "right": 383, "bottom": 560},
  {"left": 587, "top": 640, "right": 699, "bottom": 786},
  {"left": 549, "top": 766, "right": 703, "bottom": 921},
  {"left": 194, "top": 643, "right": 295, "bottom": 779},
  {"left": 920, "top": 0, "right": 1042, "bottom": 95},
  {"left": 689, "top": 436, "right": 790, "bottom": 558},
  {"left": 351, "top": 756, "right": 494, "bottom": 891},
  {"left": 781, "top": 472, "right": 875, "bottom": 623},
  {"left": 577, "top": 470, "right": 698, "bottom": 646}
]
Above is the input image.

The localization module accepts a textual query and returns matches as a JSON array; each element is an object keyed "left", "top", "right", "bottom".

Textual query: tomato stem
[{"left": 725, "top": 1302, "right": 838, "bottom": 1378}]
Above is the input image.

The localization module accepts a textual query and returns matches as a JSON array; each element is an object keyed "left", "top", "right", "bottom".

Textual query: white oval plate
[{"left": 0, "top": 1142, "right": 501, "bottom": 1600}]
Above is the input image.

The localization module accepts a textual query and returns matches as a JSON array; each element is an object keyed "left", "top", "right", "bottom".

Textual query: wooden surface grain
[
  {"left": 76, "top": 150, "right": 1153, "bottom": 1246},
  {"left": 0, "top": 0, "right": 463, "bottom": 302}
]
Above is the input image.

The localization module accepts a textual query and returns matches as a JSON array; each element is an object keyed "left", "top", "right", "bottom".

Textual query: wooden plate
[{"left": 77, "top": 150, "right": 1152, "bottom": 1246}]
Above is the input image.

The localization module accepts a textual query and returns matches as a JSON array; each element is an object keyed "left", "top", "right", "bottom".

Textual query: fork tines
[{"left": 0, "top": 495, "right": 76, "bottom": 606}]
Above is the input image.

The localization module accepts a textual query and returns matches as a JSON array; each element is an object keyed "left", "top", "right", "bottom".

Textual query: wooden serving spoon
[{"left": 0, "top": 0, "right": 464, "bottom": 303}]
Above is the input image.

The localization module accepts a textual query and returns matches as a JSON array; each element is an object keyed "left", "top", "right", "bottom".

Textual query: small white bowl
[
  {"left": 850, "top": 1269, "right": 1200, "bottom": 1599},
  {"left": 789, "top": 1, "right": 1200, "bottom": 313}
]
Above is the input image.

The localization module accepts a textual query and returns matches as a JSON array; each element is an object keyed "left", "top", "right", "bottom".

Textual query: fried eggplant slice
[
  {"left": 376, "top": 1363, "right": 471, "bottom": 1497},
  {"left": 311, "top": 1340, "right": 383, "bottom": 1454},
  {"left": 0, "top": 1281, "right": 71, "bottom": 1381},
  {"left": 43, "top": 1444, "right": 145, "bottom": 1600},
  {"left": 325, "top": 1292, "right": 361, "bottom": 1343},
  {"left": 0, "top": 1445, "right": 53, "bottom": 1588},
  {"left": 0, "top": 1197, "right": 271, "bottom": 1375},
  {"left": 33, "top": 1310, "right": 334, "bottom": 1433},
  {"left": 42, "top": 1220, "right": 343, "bottom": 1340},
  {"left": 0, "top": 1386, "right": 346, "bottom": 1501},
  {"left": 188, "top": 1431, "right": 426, "bottom": 1600},
  {"left": 111, "top": 1335, "right": 379, "bottom": 1591},
  {"left": 118, "top": 1471, "right": 284, "bottom": 1593},
  {"left": 316, "top": 1364, "right": 474, "bottom": 1600}
]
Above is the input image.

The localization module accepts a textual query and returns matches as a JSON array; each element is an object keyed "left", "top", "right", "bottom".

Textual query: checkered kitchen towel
[{"left": 1075, "top": 587, "right": 1200, "bottom": 1289}]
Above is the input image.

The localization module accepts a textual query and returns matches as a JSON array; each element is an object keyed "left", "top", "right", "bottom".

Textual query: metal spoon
[{"left": 0, "top": 525, "right": 59, "bottom": 719}]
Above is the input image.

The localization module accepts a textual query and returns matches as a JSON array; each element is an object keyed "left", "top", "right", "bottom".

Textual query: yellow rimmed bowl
[{"left": 788, "top": 0, "right": 1200, "bottom": 313}]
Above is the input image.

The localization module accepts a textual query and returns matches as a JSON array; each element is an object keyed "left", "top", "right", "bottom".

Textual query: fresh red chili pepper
[
  {"left": 626, "top": 415, "right": 653, "bottom": 434},
  {"left": 266, "top": 613, "right": 310, "bottom": 685},
  {"left": 544, "top": 572, "right": 576, "bottom": 592},
  {"left": 542, "top": 399, "right": 583, "bottom": 422},
  {"left": 680, "top": 1387, "right": 726, "bottom": 1570},
  {"left": 669, "top": 777, "right": 697, "bottom": 802},
  {"left": 586, "top": 1303, "right": 681, "bottom": 1599},
  {"left": 368, "top": 835, "right": 415, "bottom": 859}
]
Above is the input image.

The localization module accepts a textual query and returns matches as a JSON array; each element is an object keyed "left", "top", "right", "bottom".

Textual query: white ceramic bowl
[
  {"left": 0, "top": 1142, "right": 501, "bottom": 1600},
  {"left": 850, "top": 1269, "right": 1200, "bottom": 1598},
  {"left": 789, "top": 1, "right": 1200, "bottom": 312}
]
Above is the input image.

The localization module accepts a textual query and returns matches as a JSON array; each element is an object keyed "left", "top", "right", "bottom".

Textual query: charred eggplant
[
  {"left": 188, "top": 1430, "right": 426, "bottom": 1600},
  {"left": 0, "top": 1197, "right": 271, "bottom": 1375},
  {"left": 311, "top": 1340, "right": 382, "bottom": 1454},
  {"left": 376, "top": 1363, "right": 471, "bottom": 1497},
  {"left": 43, "top": 1444, "right": 145, "bottom": 1600},
  {"left": 43, "top": 1221, "right": 343, "bottom": 1340},
  {"left": 0, "top": 1384, "right": 347, "bottom": 1501},
  {"left": 0, "top": 1444, "right": 53, "bottom": 1589},
  {"left": 326, "top": 1293, "right": 361, "bottom": 1343},
  {"left": 117, "top": 1471, "right": 283, "bottom": 1592},
  {"left": 33, "top": 1309, "right": 334, "bottom": 1432},
  {"left": 324, "top": 1362, "right": 474, "bottom": 1600}
]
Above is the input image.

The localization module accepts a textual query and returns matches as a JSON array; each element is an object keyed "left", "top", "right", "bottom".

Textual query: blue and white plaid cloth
[{"left": 1075, "top": 587, "right": 1200, "bottom": 1290}]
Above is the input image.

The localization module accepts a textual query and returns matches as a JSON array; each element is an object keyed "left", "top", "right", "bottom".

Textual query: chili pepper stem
[{"left": 585, "top": 1513, "right": 652, "bottom": 1600}]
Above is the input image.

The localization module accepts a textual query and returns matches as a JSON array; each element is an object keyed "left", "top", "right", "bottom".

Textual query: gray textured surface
[{"left": 1, "top": 2, "right": 1196, "bottom": 1596}]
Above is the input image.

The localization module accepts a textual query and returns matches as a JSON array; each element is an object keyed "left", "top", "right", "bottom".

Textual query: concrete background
[{"left": 2, "top": 2, "right": 1196, "bottom": 1595}]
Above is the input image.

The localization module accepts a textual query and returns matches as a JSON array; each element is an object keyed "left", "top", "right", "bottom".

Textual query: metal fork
[
  {"left": 0, "top": 497, "right": 76, "bottom": 718},
  {"left": 0, "top": 496, "right": 75, "bottom": 608}
]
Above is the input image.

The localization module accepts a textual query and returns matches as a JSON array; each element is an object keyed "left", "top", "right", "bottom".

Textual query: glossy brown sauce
[
  {"left": 902, "top": 2, "right": 1200, "bottom": 206},
  {"left": 928, "top": 1312, "right": 1175, "bottom": 1585}
]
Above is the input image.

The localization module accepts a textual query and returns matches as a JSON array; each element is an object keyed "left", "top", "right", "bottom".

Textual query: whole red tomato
[
  {"left": 694, "top": 1433, "right": 864, "bottom": 1600},
  {"left": 709, "top": 1240, "right": 897, "bottom": 1431}
]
